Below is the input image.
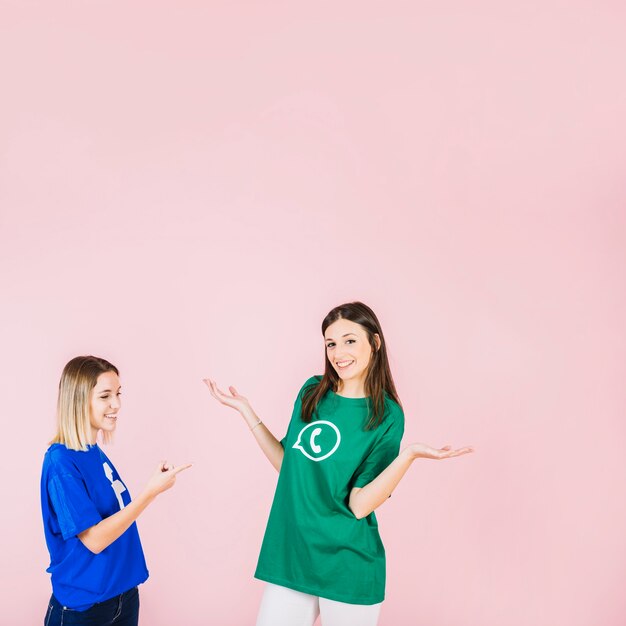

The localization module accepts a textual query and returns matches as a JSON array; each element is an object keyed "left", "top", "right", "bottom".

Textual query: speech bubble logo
[{"left": 293, "top": 420, "right": 341, "bottom": 462}]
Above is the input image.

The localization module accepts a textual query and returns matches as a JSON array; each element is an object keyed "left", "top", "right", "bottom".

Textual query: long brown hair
[
  {"left": 51, "top": 355, "right": 119, "bottom": 451},
  {"left": 301, "top": 302, "right": 401, "bottom": 429}
]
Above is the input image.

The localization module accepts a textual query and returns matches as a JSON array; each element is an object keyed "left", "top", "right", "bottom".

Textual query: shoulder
[
  {"left": 45, "top": 443, "right": 71, "bottom": 465},
  {"left": 384, "top": 395, "right": 404, "bottom": 418},
  {"left": 297, "top": 375, "right": 322, "bottom": 397},
  {"left": 382, "top": 395, "right": 405, "bottom": 429},
  {"left": 44, "top": 443, "right": 91, "bottom": 475}
]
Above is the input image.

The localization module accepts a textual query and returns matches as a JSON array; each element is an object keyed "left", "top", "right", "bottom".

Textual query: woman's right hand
[
  {"left": 203, "top": 378, "right": 284, "bottom": 472},
  {"left": 144, "top": 461, "right": 192, "bottom": 499},
  {"left": 203, "top": 378, "right": 251, "bottom": 414}
]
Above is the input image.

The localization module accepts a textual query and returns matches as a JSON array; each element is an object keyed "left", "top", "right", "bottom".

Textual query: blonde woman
[{"left": 41, "top": 356, "right": 191, "bottom": 626}]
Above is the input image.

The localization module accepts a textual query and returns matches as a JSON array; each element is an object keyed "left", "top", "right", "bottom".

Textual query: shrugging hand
[
  {"left": 143, "top": 461, "right": 192, "bottom": 498},
  {"left": 406, "top": 443, "right": 474, "bottom": 460},
  {"left": 202, "top": 378, "right": 284, "bottom": 471},
  {"left": 203, "top": 378, "right": 251, "bottom": 414}
]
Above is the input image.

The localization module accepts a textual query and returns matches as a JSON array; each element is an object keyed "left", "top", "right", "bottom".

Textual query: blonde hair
[{"left": 51, "top": 356, "right": 119, "bottom": 451}]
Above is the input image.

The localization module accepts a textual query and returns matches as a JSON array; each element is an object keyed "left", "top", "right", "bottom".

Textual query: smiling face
[
  {"left": 324, "top": 318, "right": 379, "bottom": 393},
  {"left": 89, "top": 371, "right": 122, "bottom": 444}
]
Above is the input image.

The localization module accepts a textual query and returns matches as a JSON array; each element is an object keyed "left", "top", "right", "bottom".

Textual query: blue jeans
[{"left": 44, "top": 587, "right": 139, "bottom": 626}]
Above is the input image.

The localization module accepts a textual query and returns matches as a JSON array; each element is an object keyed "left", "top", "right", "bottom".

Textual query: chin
[{"left": 337, "top": 371, "right": 357, "bottom": 382}]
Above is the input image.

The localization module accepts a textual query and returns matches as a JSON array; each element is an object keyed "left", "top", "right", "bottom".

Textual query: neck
[{"left": 336, "top": 377, "right": 366, "bottom": 398}]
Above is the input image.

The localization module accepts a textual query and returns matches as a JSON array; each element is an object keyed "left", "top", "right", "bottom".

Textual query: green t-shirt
[{"left": 254, "top": 376, "right": 405, "bottom": 605}]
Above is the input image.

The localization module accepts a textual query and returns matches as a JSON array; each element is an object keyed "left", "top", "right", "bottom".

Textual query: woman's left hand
[{"left": 406, "top": 443, "right": 474, "bottom": 460}]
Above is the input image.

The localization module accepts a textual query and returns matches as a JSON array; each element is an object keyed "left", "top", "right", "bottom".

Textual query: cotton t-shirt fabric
[
  {"left": 40, "top": 443, "right": 149, "bottom": 611},
  {"left": 255, "top": 376, "right": 405, "bottom": 605}
]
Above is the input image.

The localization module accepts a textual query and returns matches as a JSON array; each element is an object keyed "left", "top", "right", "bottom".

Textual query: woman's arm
[
  {"left": 78, "top": 462, "right": 191, "bottom": 554},
  {"left": 348, "top": 443, "right": 474, "bottom": 520},
  {"left": 204, "top": 379, "right": 284, "bottom": 472}
]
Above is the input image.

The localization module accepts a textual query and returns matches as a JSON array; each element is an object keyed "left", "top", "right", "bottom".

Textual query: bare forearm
[
  {"left": 241, "top": 406, "right": 285, "bottom": 471},
  {"left": 349, "top": 448, "right": 415, "bottom": 519},
  {"left": 78, "top": 490, "right": 155, "bottom": 554},
  {"left": 349, "top": 441, "right": 476, "bottom": 519}
]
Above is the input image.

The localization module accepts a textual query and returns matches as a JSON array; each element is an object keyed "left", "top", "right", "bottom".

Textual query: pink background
[{"left": 1, "top": 2, "right": 625, "bottom": 625}]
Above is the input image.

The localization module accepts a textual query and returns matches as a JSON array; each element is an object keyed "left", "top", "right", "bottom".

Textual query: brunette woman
[{"left": 205, "top": 302, "right": 473, "bottom": 626}]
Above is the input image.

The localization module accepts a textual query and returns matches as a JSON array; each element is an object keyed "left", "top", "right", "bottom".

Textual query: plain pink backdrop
[{"left": 1, "top": 2, "right": 625, "bottom": 625}]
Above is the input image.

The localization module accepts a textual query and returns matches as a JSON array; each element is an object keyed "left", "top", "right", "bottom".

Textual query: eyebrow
[
  {"left": 97, "top": 388, "right": 121, "bottom": 393},
  {"left": 325, "top": 333, "right": 357, "bottom": 341}
]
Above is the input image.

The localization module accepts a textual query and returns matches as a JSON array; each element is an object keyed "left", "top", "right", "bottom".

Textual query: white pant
[{"left": 255, "top": 583, "right": 382, "bottom": 626}]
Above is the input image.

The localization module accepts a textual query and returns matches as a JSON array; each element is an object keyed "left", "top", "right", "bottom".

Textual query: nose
[{"left": 110, "top": 394, "right": 121, "bottom": 410}]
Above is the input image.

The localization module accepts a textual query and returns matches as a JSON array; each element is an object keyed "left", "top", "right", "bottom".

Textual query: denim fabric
[{"left": 44, "top": 586, "right": 139, "bottom": 626}]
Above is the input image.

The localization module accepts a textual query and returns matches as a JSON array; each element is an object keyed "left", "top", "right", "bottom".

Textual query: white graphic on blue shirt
[
  {"left": 103, "top": 461, "right": 127, "bottom": 510},
  {"left": 293, "top": 421, "right": 341, "bottom": 462}
]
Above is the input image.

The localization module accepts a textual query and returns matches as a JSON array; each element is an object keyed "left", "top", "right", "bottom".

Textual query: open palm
[
  {"left": 408, "top": 443, "right": 474, "bottom": 460},
  {"left": 203, "top": 378, "right": 250, "bottom": 413}
]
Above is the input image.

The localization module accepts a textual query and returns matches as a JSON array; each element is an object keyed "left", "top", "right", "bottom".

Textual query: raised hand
[
  {"left": 202, "top": 378, "right": 285, "bottom": 471},
  {"left": 407, "top": 443, "right": 474, "bottom": 460},
  {"left": 144, "top": 460, "right": 192, "bottom": 498},
  {"left": 203, "top": 378, "right": 251, "bottom": 414}
]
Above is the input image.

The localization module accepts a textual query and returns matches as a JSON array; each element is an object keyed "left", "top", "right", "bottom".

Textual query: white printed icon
[
  {"left": 310, "top": 428, "right": 322, "bottom": 454},
  {"left": 293, "top": 421, "right": 341, "bottom": 461},
  {"left": 103, "top": 462, "right": 127, "bottom": 510}
]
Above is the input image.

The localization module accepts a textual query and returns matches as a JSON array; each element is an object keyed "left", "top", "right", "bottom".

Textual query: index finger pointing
[{"left": 173, "top": 463, "right": 193, "bottom": 475}]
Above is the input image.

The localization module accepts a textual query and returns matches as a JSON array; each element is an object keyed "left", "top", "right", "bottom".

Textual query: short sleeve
[
  {"left": 351, "top": 405, "right": 405, "bottom": 489},
  {"left": 47, "top": 472, "right": 103, "bottom": 541},
  {"left": 280, "top": 376, "right": 321, "bottom": 448}
]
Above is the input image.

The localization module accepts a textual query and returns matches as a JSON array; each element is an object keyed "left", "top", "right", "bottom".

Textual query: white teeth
[{"left": 336, "top": 361, "right": 354, "bottom": 368}]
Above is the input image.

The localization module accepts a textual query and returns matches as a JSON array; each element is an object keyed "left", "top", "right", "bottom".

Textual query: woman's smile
[{"left": 335, "top": 359, "right": 355, "bottom": 369}]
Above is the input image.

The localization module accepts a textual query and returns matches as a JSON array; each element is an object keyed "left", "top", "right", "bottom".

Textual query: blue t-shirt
[{"left": 40, "top": 443, "right": 149, "bottom": 610}]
